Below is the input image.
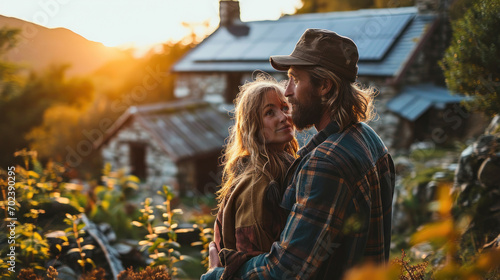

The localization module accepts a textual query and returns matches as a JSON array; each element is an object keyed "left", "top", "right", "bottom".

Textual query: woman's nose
[{"left": 279, "top": 110, "right": 288, "bottom": 122}]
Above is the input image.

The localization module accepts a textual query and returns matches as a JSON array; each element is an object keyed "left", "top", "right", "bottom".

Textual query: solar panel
[{"left": 173, "top": 7, "right": 435, "bottom": 77}]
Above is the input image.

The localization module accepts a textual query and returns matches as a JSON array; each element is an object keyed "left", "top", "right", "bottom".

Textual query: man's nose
[{"left": 284, "top": 82, "right": 293, "bottom": 97}]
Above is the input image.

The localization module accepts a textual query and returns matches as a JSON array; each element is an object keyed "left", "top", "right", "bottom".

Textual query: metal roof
[
  {"left": 386, "top": 84, "right": 466, "bottom": 121},
  {"left": 96, "top": 99, "right": 231, "bottom": 162},
  {"left": 173, "top": 7, "right": 436, "bottom": 77}
]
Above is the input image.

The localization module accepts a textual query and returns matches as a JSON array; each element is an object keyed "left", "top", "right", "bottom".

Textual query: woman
[{"left": 210, "top": 74, "right": 298, "bottom": 279}]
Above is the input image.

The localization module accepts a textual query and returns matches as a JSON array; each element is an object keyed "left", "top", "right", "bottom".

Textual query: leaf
[
  {"left": 125, "top": 182, "right": 139, "bottom": 190},
  {"left": 411, "top": 219, "right": 453, "bottom": 246},
  {"left": 54, "top": 196, "right": 71, "bottom": 204},
  {"left": 67, "top": 248, "right": 81, "bottom": 255},
  {"left": 125, "top": 175, "right": 141, "bottom": 183},
  {"left": 28, "top": 170, "right": 40, "bottom": 178},
  {"left": 149, "top": 252, "right": 166, "bottom": 259},
  {"left": 153, "top": 226, "right": 170, "bottom": 234},
  {"left": 101, "top": 200, "right": 110, "bottom": 210},
  {"left": 175, "top": 228, "right": 195, "bottom": 234},
  {"left": 138, "top": 240, "right": 151, "bottom": 246},
  {"left": 191, "top": 241, "right": 203, "bottom": 246},
  {"left": 34, "top": 265, "right": 45, "bottom": 271},
  {"left": 179, "top": 254, "right": 197, "bottom": 262},
  {"left": 86, "top": 258, "right": 96, "bottom": 268},
  {"left": 33, "top": 232, "right": 43, "bottom": 241},
  {"left": 81, "top": 244, "right": 95, "bottom": 251},
  {"left": 131, "top": 221, "right": 143, "bottom": 227},
  {"left": 26, "top": 191, "right": 34, "bottom": 200},
  {"left": 168, "top": 241, "right": 181, "bottom": 249},
  {"left": 172, "top": 209, "right": 184, "bottom": 215},
  {"left": 58, "top": 235, "right": 68, "bottom": 242},
  {"left": 148, "top": 238, "right": 167, "bottom": 253}
]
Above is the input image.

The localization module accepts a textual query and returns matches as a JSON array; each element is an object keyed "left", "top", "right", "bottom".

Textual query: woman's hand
[{"left": 208, "top": 241, "right": 222, "bottom": 269}]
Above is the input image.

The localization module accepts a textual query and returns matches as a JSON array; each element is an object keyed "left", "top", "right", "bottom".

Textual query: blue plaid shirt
[{"left": 202, "top": 121, "right": 395, "bottom": 280}]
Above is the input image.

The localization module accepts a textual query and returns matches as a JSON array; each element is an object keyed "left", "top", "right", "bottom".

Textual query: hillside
[{"left": 0, "top": 15, "right": 130, "bottom": 76}]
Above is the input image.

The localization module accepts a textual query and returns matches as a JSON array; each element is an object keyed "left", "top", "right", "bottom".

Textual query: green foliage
[
  {"left": 295, "top": 0, "right": 414, "bottom": 13},
  {"left": 86, "top": 166, "right": 143, "bottom": 240},
  {"left": 118, "top": 265, "right": 171, "bottom": 280},
  {"left": 191, "top": 218, "right": 214, "bottom": 270},
  {"left": 0, "top": 27, "right": 22, "bottom": 102},
  {"left": 0, "top": 65, "right": 95, "bottom": 168},
  {"left": 346, "top": 184, "right": 500, "bottom": 279},
  {"left": 63, "top": 214, "right": 96, "bottom": 274},
  {"left": 0, "top": 151, "right": 72, "bottom": 277},
  {"left": 440, "top": 0, "right": 500, "bottom": 117},
  {"left": 131, "top": 185, "right": 189, "bottom": 276},
  {"left": 0, "top": 151, "right": 208, "bottom": 278}
]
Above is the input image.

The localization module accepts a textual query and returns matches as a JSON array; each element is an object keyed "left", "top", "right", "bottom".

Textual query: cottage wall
[
  {"left": 101, "top": 120, "right": 179, "bottom": 193},
  {"left": 357, "top": 77, "right": 400, "bottom": 150},
  {"left": 174, "top": 73, "right": 227, "bottom": 103}
]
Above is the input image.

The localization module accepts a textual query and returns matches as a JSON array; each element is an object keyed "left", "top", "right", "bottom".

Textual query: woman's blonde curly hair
[{"left": 216, "top": 74, "right": 298, "bottom": 208}]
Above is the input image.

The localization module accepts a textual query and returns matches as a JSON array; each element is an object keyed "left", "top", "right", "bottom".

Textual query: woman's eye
[
  {"left": 265, "top": 110, "right": 274, "bottom": 116},
  {"left": 283, "top": 106, "right": 290, "bottom": 112}
]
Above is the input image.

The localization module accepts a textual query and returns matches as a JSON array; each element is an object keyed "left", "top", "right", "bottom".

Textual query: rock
[{"left": 478, "top": 156, "right": 500, "bottom": 188}]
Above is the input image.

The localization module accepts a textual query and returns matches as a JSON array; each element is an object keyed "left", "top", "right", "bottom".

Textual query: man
[{"left": 203, "top": 28, "right": 395, "bottom": 280}]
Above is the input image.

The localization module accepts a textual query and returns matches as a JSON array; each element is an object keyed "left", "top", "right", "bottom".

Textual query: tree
[
  {"left": 295, "top": 0, "right": 414, "bottom": 14},
  {"left": 0, "top": 27, "right": 22, "bottom": 101},
  {"left": 440, "top": 0, "right": 500, "bottom": 117},
  {"left": 0, "top": 65, "right": 94, "bottom": 167}
]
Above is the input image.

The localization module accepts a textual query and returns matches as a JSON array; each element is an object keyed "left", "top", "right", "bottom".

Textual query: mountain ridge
[{"left": 0, "top": 15, "right": 130, "bottom": 76}]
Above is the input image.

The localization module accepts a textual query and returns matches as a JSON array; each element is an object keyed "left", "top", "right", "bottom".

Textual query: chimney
[
  {"left": 219, "top": 0, "right": 242, "bottom": 27},
  {"left": 416, "top": 0, "right": 439, "bottom": 14}
]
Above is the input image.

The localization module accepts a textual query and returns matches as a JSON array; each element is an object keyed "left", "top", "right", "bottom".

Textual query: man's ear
[{"left": 319, "top": 79, "right": 333, "bottom": 96}]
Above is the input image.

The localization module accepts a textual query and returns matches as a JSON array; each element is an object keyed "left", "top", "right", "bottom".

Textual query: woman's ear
[{"left": 319, "top": 79, "right": 333, "bottom": 96}]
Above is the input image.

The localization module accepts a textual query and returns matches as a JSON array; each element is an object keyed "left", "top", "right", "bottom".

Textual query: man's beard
[{"left": 290, "top": 93, "right": 323, "bottom": 131}]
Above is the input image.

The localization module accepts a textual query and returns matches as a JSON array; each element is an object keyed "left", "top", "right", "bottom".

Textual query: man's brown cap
[{"left": 270, "top": 28, "right": 359, "bottom": 82}]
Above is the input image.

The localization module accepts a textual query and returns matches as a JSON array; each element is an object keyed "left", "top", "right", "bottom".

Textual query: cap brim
[{"left": 270, "top": 55, "right": 316, "bottom": 71}]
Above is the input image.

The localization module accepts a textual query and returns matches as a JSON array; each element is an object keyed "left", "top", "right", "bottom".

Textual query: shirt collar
[{"left": 297, "top": 121, "right": 340, "bottom": 157}]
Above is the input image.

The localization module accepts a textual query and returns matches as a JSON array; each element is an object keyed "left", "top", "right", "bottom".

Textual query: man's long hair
[
  {"left": 302, "top": 66, "right": 376, "bottom": 131},
  {"left": 216, "top": 75, "right": 298, "bottom": 209}
]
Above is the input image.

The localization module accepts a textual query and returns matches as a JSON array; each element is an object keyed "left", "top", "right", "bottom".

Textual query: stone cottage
[
  {"left": 172, "top": 0, "right": 479, "bottom": 151},
  {"left": 95, "top": 99, "right": 231, "bottom": 195}
]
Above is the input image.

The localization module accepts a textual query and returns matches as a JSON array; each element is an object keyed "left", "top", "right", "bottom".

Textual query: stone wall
[
  {"left": 101, "top": 120, "right": 179, "bottom": 195},
  {"left": 359, "top": 77, "right": 400, "bottom": 151}
]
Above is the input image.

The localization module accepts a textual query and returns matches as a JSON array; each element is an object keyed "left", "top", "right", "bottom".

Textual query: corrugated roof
[
  {"left": 173, "top": 7, "right": 436, "bottom": 77},
  {"left": 386, "top": 84, "right": 466, "bottom": 121},
  {"left": 96, "top": 99, "right": 232, "bottom": 162}
]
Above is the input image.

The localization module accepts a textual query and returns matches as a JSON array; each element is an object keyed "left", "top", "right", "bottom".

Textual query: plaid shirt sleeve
[{"left": 237, "top": 154, "right": 357, "bottom": 280}]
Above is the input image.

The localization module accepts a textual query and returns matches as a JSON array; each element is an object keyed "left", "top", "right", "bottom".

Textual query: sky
[{"left": 0, "top": 0, "right": 302, "bottom": 53}]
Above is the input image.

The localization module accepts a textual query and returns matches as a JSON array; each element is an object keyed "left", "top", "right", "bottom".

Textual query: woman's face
[{"left": 261, "top": 90, "right": 295, "bottom": 149}]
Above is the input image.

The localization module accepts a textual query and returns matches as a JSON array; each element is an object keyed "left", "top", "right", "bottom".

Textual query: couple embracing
[{"left": 202, "top": 28, "right": 395, "bottom": 280}]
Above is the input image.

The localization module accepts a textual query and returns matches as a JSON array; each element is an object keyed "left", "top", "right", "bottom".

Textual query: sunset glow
[{"left": 0, "top": 0, "right": 302, "bottom": 53}]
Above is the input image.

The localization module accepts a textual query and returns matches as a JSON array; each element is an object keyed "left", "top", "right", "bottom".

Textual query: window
[{"left": 129, "top": 143, "right": 146, "bottom": 180}]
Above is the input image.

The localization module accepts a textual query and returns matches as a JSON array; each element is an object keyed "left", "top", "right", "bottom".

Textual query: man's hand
[{"left": 208, "top": 241, "right": 222, "bottom": 269}]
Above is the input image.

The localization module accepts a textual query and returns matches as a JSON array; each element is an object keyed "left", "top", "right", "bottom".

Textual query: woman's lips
[{"left": 277, "top": 125, "right": 292, "bottom": 132}]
